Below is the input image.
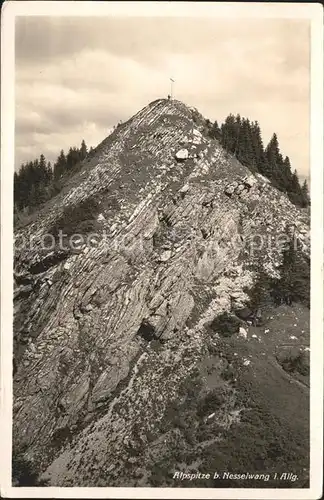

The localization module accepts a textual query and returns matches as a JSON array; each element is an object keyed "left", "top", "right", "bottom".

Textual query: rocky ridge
[{"left": 13, "top": 98, "right": 310, "bottom": 486}]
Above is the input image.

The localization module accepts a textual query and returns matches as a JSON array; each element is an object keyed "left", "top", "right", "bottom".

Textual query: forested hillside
[
  {"left": 205, "top": 114, "right": 309, "bottom": 208},
  {"left": 14, "top": 140, "right": 93, "bottom": 212}
]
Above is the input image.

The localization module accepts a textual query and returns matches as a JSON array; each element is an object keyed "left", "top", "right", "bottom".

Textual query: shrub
[
  {"left": 50, "top": 197, "right": 101, "bottom": 238},
  {"left": 12, "top": 455, "right": 39, "bottom": 486},
  {"left": 248, "top": 268, "right": 273, "bottom": 313},
  {"left": 136, "top": 320, "right": 157, "bottom": 341},
  {"left": 191, "top": 110, "right": 199, "bottom": 123},
  {"left": 150, "top": 339, "right": 162, "bottom": 352},
  {"left": 209, "top": 312, "right": 241, "bottom": 337},
  {"left": 197, "top": 388, "right": 226, "bottom": 417},
  {"left": 278, "top": 351, "right": 310, "bottom": 376}
]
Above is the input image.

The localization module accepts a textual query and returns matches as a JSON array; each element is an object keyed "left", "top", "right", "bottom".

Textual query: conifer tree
[
  {"left": 14, "top": 111, "right": 311, "bottom": 214},
  {"left": 208, "top": 120, "right": 221, "bottom": 140},
  {"left": 248, "top": 257, "right": 272, "bottom": 318},
  {"left": 233, "top": 114, "right": 242, "bottom": 156},
  {"left": 250, "top": 121, "right": 264, "bottom": 164},
  {"left": 301, "top": 179, "right": 310, "bottom": 207},
  {"left": 273, "top": 239, "right": 310, "bottom": 307},
  {"left": 80, "top": 139, "right": 87, "bottom": 160},
  {"left": 46, "top": 161, "right": 53, "bottom": 182},
  {"left": 279, "top": 156, "right": 293, "bottom": 191},
  {"left": 220, "top": 114, "right": 236, "bottom": 152},
  {"left": 265, "top": 133, "right": 282, "bottom": 183},
  {"left": 237, "top": 118, "right": 256, "bottom": 170},
  {"left": 54, "top": 150, "right": 67, "bottom": 180},
  {"left": 287, "top": 169, "right": 304, "bottom": 206}
]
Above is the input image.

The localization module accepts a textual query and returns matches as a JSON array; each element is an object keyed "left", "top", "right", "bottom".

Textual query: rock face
[{"left": 13, "top": 98, "right": 310, "bottom": 486}]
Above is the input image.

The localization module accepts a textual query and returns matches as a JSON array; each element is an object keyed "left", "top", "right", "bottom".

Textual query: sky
[{"left": 15, "top": 16, "right": 310, "bottom": 178}]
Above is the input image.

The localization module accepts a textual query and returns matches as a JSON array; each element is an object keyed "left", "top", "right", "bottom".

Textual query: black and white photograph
[{"left": 1, "top": 1, "right": 323, "bottom": 498}]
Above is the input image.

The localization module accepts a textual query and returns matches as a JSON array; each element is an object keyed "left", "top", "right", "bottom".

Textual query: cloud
[{"left": 15, "top": 17, "right": 310, "bottom": 176}]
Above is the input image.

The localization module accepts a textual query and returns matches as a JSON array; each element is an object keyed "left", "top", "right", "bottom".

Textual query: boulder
[
  {"left": 224, "top": 185, "right": 235, "bottom": 196},
  {"left": 97, "top": 213, "right": 106, "bottom": 222},
  {"left": 192, "top": 129, "right": 203, "bottom": 145},
  {"left": 202, "top": 195, "right": 214, "bottom": 207},
  {"left": 235, "top": 184, "right": 245, "bottom": 195},
  {"left": 179, "top": 184, "right": 190, "bottom": 194},
  {"left": 159, "top": 250, "right": 172, "bottom": 262},
  {"left": 175, "top": 149, "right": 189, "bottom": 161},
  {"left": 255, "top": 173, "right": 271, "bottom": 184},
  {"left": 242, "top": 175, "right": 257, "bottom": 188},
  {"left": 230, "top": 291, "right": 244, "bottom": 299},
  {"left": 238, "top": 327, "right": 248, "bottom": 339}
]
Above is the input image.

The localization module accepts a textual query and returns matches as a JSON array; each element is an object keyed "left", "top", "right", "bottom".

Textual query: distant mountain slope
[{"left": 13, "top": 98, "right": 310, "bottom": 487}]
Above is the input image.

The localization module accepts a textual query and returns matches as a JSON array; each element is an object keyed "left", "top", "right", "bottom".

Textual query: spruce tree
[
  {"left": 46, "top": 161, "right": 53, "bottom": 183},
  {"left": 273, "top": 239, "right": 310, "bottom": 307},
  {"left": 233, "top": 114, "right": 242, "bottom": 156},
  {"left": 220, "top": 114, "right": 236, "bottom": 152},
  {"left": 54, "top": 150, "right": 67, "bottom": 180},
  {"left": 66, "top": 146, "right": 82, "bottom": 170},
  {"left": 80, "top": 139, "right": 87, "bottom": 160},
  {"left": 237, "top": 118, "right": 256, "bottom": 170},
  {"left": 280, "top": 156, "right": 293, "bottom": 191},
  {"left": 208, "top": 120, "right": 221, "bottom": 140},
  {"left": 287, "top": 169, "right": 304, "bottom": 206},
  {"left": 250, "top": 121, "right": 264, "bottom": 161},
  {"left": 301, "top": 179, "right": 310, "bottom": 207},
  {"left": 14, "top": 170, "right": 23, "bottom": 211},
  {"left": 248, "top": 260, "right": 272, "bottom": 317},
  {"left": 265, "top": 133, "right": 281, "bottom": 183}
]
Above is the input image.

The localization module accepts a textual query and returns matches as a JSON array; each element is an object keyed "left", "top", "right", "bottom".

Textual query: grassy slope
[{"left": 145, "top": 304, "right": 309, "bottom": 488}]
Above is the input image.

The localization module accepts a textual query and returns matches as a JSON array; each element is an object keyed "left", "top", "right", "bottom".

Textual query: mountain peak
[{"left": 13, "top": 97, "right": 310, "bottom": 487}]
